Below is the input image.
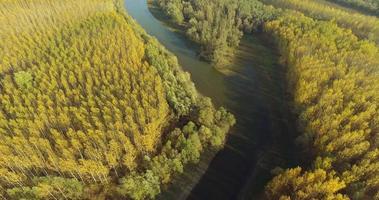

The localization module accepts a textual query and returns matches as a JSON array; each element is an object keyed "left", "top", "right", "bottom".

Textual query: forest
[
  {"left": 264, "top": 12, "right": 379, "bottom": 199},
  {"left": 261, "top": 0, "right": 379, "bottom": 45},
  {"left": 156, "top": 0, "right": 379, "bottom": 67},
  {"left": 1, "top": 0, "right": 379, "bottom": 199},
  {"left": 327, "top": 0, "right": 379, "bottom": 16},
  {"left": 154, "top": 0, "right": 277, "bottom": 66},
  {"left": 156, "top": 0, "right": 379, "bottom": 199},
  {"left": 0, "top": 0, "right": 235, "bottom": 199}
]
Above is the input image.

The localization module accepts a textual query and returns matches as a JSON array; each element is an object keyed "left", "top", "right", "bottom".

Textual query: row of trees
[
  {"left": 155, "top": 0, "right": 276, "bottom": 66},
  {"left": 264, "top": 12, "right": 379, "bottom": 199},
  {"left": 327, "top": 0, "right": 379, "bottom": 16},
  {"left": 262, "top": 0, "right": 379, "bottom": 45},
  {"left": 155, "top": 0, "right": 379, "bottom": 199},
  {"left": 0, "top": 0, "right": 235, "bottom": 199},
  {"left": 156, "top": 0, "right": 379, "bottom": 199}
]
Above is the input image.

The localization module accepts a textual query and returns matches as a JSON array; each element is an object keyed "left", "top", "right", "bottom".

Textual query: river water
[{"left": 124, "top": 0, "right": 297, "bottom": 199}]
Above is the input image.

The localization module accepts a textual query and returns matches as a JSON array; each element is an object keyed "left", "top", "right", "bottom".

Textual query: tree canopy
[
  {"left": 0, "top": 0, "right": 235, "bottom": 199},
  {"left": 153, "top": 0, "right": 379, "bottom": 199},
  {"left": 155, "top": 0, "right": 276, "bottom": 66},
  {"left": 264, "top": 11, "right": 379, "bottom": 199},
  {"left": 262, "top": 0, "right": 379, "bottom": 44},
  {"left": 327, "top": 0, "right": 379, "bottom": 16}
]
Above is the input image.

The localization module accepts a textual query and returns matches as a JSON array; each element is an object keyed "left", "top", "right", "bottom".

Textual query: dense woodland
[
  {"left": 261, "top": 0, "right": 379, "bottom": 45},
  {"left": 264, "top": 12, "right": 379, "bottom": 199},
  {"left": 154, "top": 0, "right": 276, "bottom": 66},
  {"left": 1, "top": 0, "right": 379, "bottom": 199},
  {"left": 157, "top": 0, "right": 379, "bottom": 199},
  {"left": 327, "top": 0, "right": 379, "bottom": 16},
  {"left": 0, "top": 0, "right": 235, "bottom": 199},
  {"left": 155, "top": 0, "right": 379, "bottom": 63}
]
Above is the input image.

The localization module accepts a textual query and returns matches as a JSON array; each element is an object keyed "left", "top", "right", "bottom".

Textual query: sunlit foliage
[
  {"left": 155, "top": 0, "right": 379, "bottom": 198},
  {"left": 265, "top": 12, "right": 379, "bottom": 199},
  {"left": 266, "top": 167, "right": 348, "bottom": 200},
  {"left": 0, "top": 0, "right": 235, "bottom": 199},
  {"left": 327, "top": 0, "right": 379, "bottom": 16},
  {"left": 262, "top": 0, "right": 379, "bottom": 44}
]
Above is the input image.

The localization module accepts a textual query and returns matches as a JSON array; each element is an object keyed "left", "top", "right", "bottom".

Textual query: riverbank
[
  {"left": 147, "top": 0, "right": 243, "bottom": 75},
  {"left": 125, "top": 0, "right": 299, "bottom": 199}
]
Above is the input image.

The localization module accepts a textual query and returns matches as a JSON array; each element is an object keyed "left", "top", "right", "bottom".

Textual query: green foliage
[
  {"left": 0, "top": 0, "right": 235, "bottom": 199},
  {"left": 237, "top": 0, "right": 277, "bottom": 33},
  {"left": 118, "top": 171, "right": 161, "bottom": 200},
  {"left": 157, "top": 0, "right": 378, "bottom": 199},
  {"left": 1, "top": 0, "right": 169, "bottom": 187},
  {"left": 327, "top": 0, "right": 379, "bottom": 16},
  {"left": 7, "top": 177, "right": 84, "bottom": 200},
  {"left": 7, "top": 187, "right": 37, "bottom": 200},
  {"left": 262, "top": 0, "right": 379, "bottom": 44},
  {"left": 144, "top": 40, "right": 197, "bottom": 115},
  {"left": 184, "top": 0, "right": 242, "bottom": 66},
  {"left": 14, "top": 71, "right": 33, "bottom": 89},
  {"left": 155, "top": 0, "right": 184, "bottom": 23},
  {"left": 155, "top": 0, "right": 276, "bottom": 66},
  {"left": 181, "top": 127, "right": 203, "bottom": 163}
]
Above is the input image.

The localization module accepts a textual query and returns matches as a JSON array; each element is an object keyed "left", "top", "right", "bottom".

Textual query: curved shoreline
[{"left": 124, "top": 0, "right": 298, "bottom": 199}]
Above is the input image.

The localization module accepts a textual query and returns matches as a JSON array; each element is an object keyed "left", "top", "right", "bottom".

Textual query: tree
[
  {"left": 7, "top": 177, "right": 84, "bottom": 200},
  {"left": 14, "top": 71, "right": 33, "bottom": 90},
  {"left": 266, "top": 167, "right": 348, "bottom": 200},
  {"left": 0, "top": 0, "right": 234, "bottom": 199},
  {"left": 264, "top": 11, "right": 379, "bottom": 199},
  {"left": 117, "top": 171, "right": 160, "bottom": 200}
]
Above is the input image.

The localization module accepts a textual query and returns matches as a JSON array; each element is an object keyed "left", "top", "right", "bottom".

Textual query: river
[{"left": 124, "top": 0, "right": 298, "bottom": 199}]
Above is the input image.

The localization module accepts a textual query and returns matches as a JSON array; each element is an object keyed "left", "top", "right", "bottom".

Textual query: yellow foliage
[{"left": 0, "top": 0, "right": 170, "bottom": 185}]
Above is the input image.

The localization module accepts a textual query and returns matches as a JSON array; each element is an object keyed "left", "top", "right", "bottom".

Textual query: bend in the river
[{"left": 124, "top": 0, "right": 298, "bottom": 199}]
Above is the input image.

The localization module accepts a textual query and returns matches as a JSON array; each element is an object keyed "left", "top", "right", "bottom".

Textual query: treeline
[
  {"left": 264, "top": 12, "right": 379, "bottom": 199},
  {"left": 262, "top": 0, "right": 379, "bottom": 44},
  {"left": 0, "top": 0, "right": 235, "bottom": 199},
  {"left": 327, "top": 0, "right": 379, "bottom": 16},
  {"left": 156, "top": 0, "right": 379, "bottom": 199},
  {"left": 155, "top": 0, "right": 276, "bottom": 66},
  {"left": 157, "top": 0, "right": 379, "bottom": 199}
]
